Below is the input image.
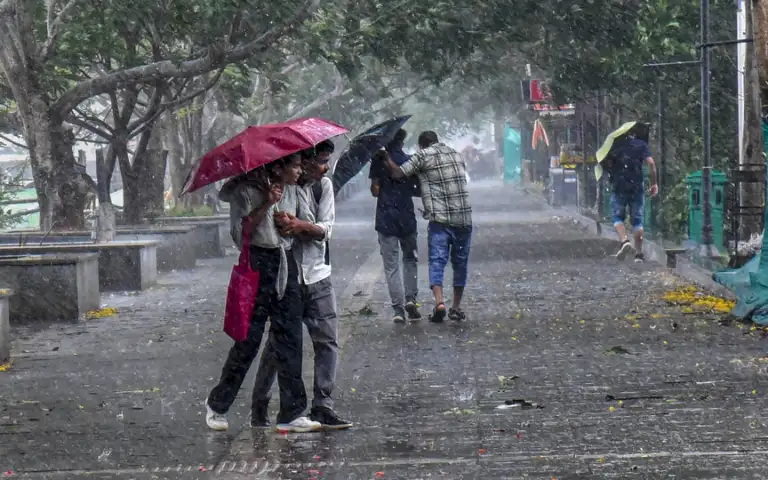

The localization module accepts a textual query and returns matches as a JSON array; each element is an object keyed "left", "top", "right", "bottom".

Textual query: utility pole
[{"left": 699, "top": 0, "right": 716, "bottom": 261}]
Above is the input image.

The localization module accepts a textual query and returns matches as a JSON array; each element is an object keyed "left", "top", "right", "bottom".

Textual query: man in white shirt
[{"left": 251, "top": 140, "right": 352, "bottom": 430}]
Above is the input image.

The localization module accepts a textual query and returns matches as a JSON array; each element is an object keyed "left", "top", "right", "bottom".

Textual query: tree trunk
[
  {"left": 23, "top": 112, "right": 90, "bottom": 231},
  {"left": 162, "top": 115, "right": 184, "bottom": 208},
  {"left": 121, "top": 132, "right": 168, "bottom": 225},
  {"left": 754, "top": 0, "right": 768, "bottom": 114},
  {"left": 741, "top": 0, "right": 765, "bottom": 238},
  {"left": 94, "top": 148, "right": 116, "bottom": 241}
]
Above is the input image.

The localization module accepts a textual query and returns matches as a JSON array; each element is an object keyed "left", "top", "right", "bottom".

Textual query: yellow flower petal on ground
[
  {"left": 86, "top": 307, "right": 119, "bottom": 319},
  {"left": 0, "top": 361, "right": 11, "bottom": 372},
  {"left": 663, "top": 286, "right": 734, "bottom": 313}
]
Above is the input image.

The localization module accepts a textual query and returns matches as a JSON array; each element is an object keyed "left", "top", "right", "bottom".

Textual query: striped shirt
[{"left": 399, "top": 143, "right": 472, "bottom": 227}]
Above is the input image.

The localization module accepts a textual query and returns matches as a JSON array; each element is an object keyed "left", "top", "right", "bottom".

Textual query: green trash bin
[{"left": 686, "top": 170, "right": 727, "bottom": 250}]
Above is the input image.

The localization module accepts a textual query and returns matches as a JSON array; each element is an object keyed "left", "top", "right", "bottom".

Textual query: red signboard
[{"left": 529, "top": 79, "right": 551, "bottom": 102}]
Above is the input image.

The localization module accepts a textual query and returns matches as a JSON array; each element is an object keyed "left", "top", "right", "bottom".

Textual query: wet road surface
[{"left": 2, "top": 182, "right": 768, "bottom": 479}]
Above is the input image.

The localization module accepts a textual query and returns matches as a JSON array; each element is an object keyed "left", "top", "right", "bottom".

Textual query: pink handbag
[{"left": 223, "top": 219, "right": 260, "bottom": 342}]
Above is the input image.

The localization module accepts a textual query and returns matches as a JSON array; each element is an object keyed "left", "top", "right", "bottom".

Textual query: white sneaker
[
  {"left": 275, "top": 416, "right": 322, "bottom": 433},
  {"left": 205, "top": 401, "right": 228, "bottom": 431},
  {"left": 615, "top": 241, "right": 634, "bottom": 260}
]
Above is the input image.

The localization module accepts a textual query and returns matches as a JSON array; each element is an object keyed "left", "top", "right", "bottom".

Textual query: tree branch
[
  {"left": 0, "top": 133, "right": 28, "bottom": 149},
  {"left": 289, "top": 68, "right": 347, "bottom": 119},
  {"left": 40, "top": 0, "right": 82, "bottom": 61},
  {"left": 73, "top": 106, "right": 114, "bottom": 135},
  {"left": 67, "top": 113, "right": 112, "bottom": 139},
  {"left": 53, "top": 0, "right": 320, "bottom": 115},
  {"left": 128, "top": 69, "right": 224, "bottom": 139}
]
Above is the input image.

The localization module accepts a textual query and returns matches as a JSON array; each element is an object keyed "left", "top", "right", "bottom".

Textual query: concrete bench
[
  {"left": 153, "top": 216, "right": 232, "bottom": 251},
  {"left": 0, "top": 288, "right": 13, "bottom": 363},
  {"left": 1, "top": 225, "right": 197, "bottom": 272},
  {"left": 113, "top": 226, "right": 197, "bottom": 271},
  {"left": 665, "top": 248, "right": 687, "bottom": 268},
  {"left": 0, "top": 240, "right": 158, "bottom": 291},
  {"left": 0, "top": 253, "right": 100, "bottom": 324}
]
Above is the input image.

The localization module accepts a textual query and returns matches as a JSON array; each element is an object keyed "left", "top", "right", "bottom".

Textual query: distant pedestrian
[
  {"left": 606, "top": 134, "right": 658, "bottom": 263},
  {"left": 205, "top": 153, "right": 321, "bottom": 434},
  {"left": 369, "top": 129, "right": 422, "bottom": 323},
  {"left": 386, "top": 131, "right": 472, "bottom": 323},
  {"left": 251, "top": 140, "right": 353, "bottom": 430}
]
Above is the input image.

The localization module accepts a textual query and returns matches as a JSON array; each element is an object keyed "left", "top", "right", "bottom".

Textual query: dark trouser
[
  {"left": 208, "top": 246, "right": 306, "bottom": 424},
  {"left": 252, "top": 277, "right": 339, "bottom": 410}
]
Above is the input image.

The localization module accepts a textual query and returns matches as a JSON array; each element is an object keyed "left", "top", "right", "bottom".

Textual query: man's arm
[
  {"left": 310, "top": 177, "right": 335, "bottom": 241},
  {"left": 370, "top": 178, "right": 380, "bottom": 197},
  {"left": 389, "top": 152, "right": 423, "bottom": 179},
  {"left": 281, "top": 179, "right": 334, "bottom": 240},
  {"left": 645, "top": 156, "right": 658, "bottom": 196}
]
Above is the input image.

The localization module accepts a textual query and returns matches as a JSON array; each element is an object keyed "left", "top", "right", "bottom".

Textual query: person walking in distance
[
  {"left": 205, "top": 154, "right": 321, "bottom": 434},
  {"left": 606, "top": 133, "right": 659, "bottom": 263},
  {"left": 251, "top": 141, "right": 353, "bottom": 430},
  {"left": 369, "top": 129, "right": 422, "bottom": 323},
  {"left": 386, "top": 131, "right": 472, "bottom": 323}
]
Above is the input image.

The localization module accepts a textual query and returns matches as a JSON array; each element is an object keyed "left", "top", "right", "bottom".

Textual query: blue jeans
[
  {"left": 611, "top": 191, "right": 644, "bottom": 231},
  {"left": 427, "top": 222, "right": 472, "bottom": 288}
]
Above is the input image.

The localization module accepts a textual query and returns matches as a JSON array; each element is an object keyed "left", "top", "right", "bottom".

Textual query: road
[{"left": 2, "top": 181, "right": 767, "bottom": 479}]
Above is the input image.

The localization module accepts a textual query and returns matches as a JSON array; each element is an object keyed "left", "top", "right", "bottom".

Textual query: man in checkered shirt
[{"left": 387, "top": 130, "right": 473, "bottom": 323}]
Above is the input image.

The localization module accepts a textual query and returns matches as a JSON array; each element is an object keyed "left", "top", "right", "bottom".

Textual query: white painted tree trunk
[{"left": 94, "top": 202, "right": 116, "bottom": 242}]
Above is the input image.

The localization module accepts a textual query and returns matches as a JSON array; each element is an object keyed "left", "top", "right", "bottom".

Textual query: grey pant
[
  {"left": 378, "top": 232, "right": 419, "bottom": 311},
  {"left": 253, "top": 277, "right": 339, "bottom": 410}
]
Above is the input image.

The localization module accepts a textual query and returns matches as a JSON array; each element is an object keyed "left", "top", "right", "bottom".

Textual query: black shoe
[
  {"left": 430, "top": 303, "right": 447, "bottom": 323},
  {"left": 448, "top": 307, "right": 466, "bottom": 322},
  {"left": 405, "top": 301, "right": 422, "bottom": 321},
  {"left": 634, "top": 253, "right": 645, "bottom": 264},
  {"left": 251, "top": 404, "right": 271, "bottom": 428},
  {"left": 309, "top": 406, "right": 353, "bottom": 430}
]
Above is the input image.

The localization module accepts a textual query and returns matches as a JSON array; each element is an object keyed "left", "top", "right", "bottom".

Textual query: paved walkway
[{"left": 2, "top": 182, "right": 767, "bottom": 479}]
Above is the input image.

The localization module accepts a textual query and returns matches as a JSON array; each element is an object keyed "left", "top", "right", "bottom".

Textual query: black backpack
[{"left": 312, "top": 181, "right": 331, "bottom": 265}]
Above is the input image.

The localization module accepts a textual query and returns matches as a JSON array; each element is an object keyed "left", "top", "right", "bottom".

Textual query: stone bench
[
  {"left": 665, "top": 248, "right": 687, "bottom": 268},
  {"left": 152, "top": 216, "right": 233, "bottom": 251},
  {"left": 113, "top": 226, "right": 197, "bottom": 271},
  {"left": 0, "top": 240, "right": 158, "bottom": 291},
  {"left": 0, "top": 288, "right": 13, "bottom": 363},
  {"left": 1, "top": 225, "right": 197, "bottom": 272},
  {"left": 0, "top": 253, "right": 100, "bottom": 324}
]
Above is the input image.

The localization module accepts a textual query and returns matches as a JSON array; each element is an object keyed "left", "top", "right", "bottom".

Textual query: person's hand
[
  {"left": 275, "top": 212, "right": 300, "bottom": 235},
  {"left": 274, "top": 211, "right": 294, "bottom": 227},
  {"left": 267, "top": 184, "right": 283, "bottom": 205},
  {"left": 648, "top": 183, "right": 659, "bottom": 198}
]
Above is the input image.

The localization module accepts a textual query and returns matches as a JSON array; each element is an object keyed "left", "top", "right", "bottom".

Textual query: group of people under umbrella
[{"left": 182, "top": 116, "right": 474, "bottom": 432}]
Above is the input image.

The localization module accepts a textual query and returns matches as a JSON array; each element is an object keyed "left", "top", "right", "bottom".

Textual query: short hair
[
  {"left": 390, "top": 129, "right": 407, "bottom": 146},
  {"left": 372, "top": 149, "right": 388, "bottom": 164},
  {"left": 417, "top": 131, "right": 439, "bottom": 149},
  {"left": 316, "top": 140, "right": 335, "bottom": 154}
]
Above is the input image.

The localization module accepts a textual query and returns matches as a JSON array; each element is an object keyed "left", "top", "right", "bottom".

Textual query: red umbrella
[{"left": 181, "top": 117, "right": 349, "bottom": 195}]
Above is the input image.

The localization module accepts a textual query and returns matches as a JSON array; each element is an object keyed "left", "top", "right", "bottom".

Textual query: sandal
[
  {"left": 448, "top": 308, "right": 466, "bottom": 322},
  {"left": 430, "top": 303, "right": 447, "bottom": 323}
]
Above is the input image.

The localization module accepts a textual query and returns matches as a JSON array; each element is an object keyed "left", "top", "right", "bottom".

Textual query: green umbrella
[{"left": 594, "top": 121, "right": 650, "bottom": 181}]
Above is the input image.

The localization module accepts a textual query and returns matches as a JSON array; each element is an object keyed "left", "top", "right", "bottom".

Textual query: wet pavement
[{"left": 2, "top": 182, "right": 768, "bottom": 479}]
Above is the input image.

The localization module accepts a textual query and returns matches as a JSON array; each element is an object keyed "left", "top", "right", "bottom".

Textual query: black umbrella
[{"left": 331, "top": 115, "right": 411, "bottom": 195}]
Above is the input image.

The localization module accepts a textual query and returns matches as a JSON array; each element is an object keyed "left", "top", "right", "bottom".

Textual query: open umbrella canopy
[
  {"left": 594, "top": 121, "right": 650, "bottom": 181},
  {"left": 181, "top": 117, "right": 349, "bottom": 195},
  {"left": 331, "top": 115, "right": 411, "bottom": 195}
]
